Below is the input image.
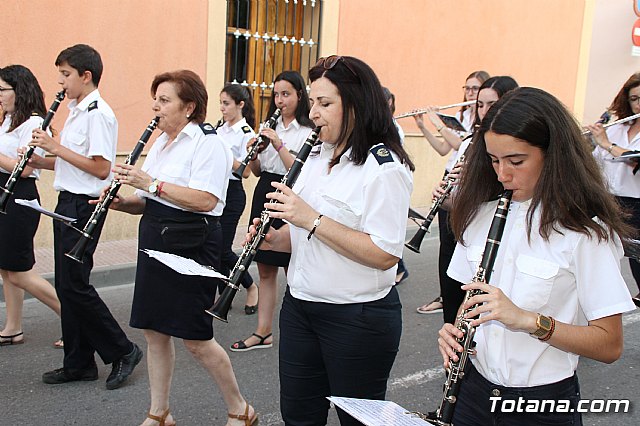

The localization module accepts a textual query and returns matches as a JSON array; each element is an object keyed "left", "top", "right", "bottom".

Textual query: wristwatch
[
  {"left": 148, "top": 178, "right": 160, "bottom": 196},
  {"left": 531, "top": 313, "right": 553, "bottom": 338}
]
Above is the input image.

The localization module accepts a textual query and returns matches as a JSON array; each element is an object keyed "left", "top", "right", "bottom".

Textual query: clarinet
[
  {"left": 207, "top": 126, "right": 321, "bottom": 322},
  {"left": 232, "top": 108, "right": 281, "bottom": 179},
  {"left": 405, "top": 155, "right": 465, "bottom": 253},
  {"left": 65, "top": 117, "right": 160, "bottom": 263},
  {"left": 422, "top": 190, "right": 513, "bottom": 426},
  {"left": 0, "top": 89, "right": 66, "bottom": 214}
]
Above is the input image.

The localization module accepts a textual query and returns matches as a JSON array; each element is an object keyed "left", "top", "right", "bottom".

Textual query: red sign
[{"left": 633, "top": 18, "right": 640, "bottom": 46}]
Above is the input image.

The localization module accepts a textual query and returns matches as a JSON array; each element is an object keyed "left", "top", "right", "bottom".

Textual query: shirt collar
[
  {"left": 179, "top": 121, "right": 200, "bottom": 140},
  {"left": 230, "top": 117, "right": 247, "bottom": 133},
  {"left": 280, "top": 117, "right": 300, "bottom": 131},
  {"left": 68, "top": 89, "right": 100, "bottom": 112}
]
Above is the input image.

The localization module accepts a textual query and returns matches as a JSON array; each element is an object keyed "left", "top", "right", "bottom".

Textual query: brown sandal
[
  {"left": 147, "top": 408, "right": 175, "bottom": 426},
  {"left": 228, "top": 402, "right": 258, "bottom": 425}
]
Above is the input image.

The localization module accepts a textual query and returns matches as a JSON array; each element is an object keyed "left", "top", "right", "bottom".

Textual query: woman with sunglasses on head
[
  {"left": 438, "top": 87, "right": 634, "bottom": 425},
  {"left": 230, "top": 71, "right": 314, "bottom": 352},
  {"left": 0, "top": 65, "right": 61, "bottom": 347},
  {"left": 248, "top": 55, "right": 413, "bottom": 425},
  {"left": 217, "top": 83, "right": 260, "bottom": 315},
  {"left": 415, "top": 70, "right": 490, "bottom": 315},
  {"left": 586, "top": 72, "right": 640, "bottom": 307}
]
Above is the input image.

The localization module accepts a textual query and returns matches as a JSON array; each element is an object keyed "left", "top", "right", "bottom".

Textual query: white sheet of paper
[
  {"left": 142, "top": 249, "right": 228, "bottom": 280},
  {"left": 328, "top": 397, "right": 429, "bottom": 426},
  {"left": 15, "top": 198, "right": 77, "bottom": 222}
]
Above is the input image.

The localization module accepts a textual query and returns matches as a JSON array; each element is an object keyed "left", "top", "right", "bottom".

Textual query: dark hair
[
  {"left": 151, "top": 70, "right": 208, "bottom": 124},
  {"left": 309, "top": 56, "right": 414, "bottom": 171},
  {"left": 55, "top": 44, "right": 103, "bottom": 87},
  {"left": 221, "top": 83, "right": 255, "bottom": 128},
  {"left": 382, "top": 86, "right": 396, "bottom": 114},
  {"left": 461, "top": 70, "right": 490, "bottom": 115},
  {"left": 610, "top": 72, "right": 640, "bottom": 120},
  {"left": 0, "top": 65, "right": 46, "bottom": 132},
  {"left": 473, "top": 76, "right": 519, "bottom": 125},
  {"left": 451, "top": 87, "right": 631, "bottom": 244},
  {"left": 267, "top": 71, "right": 314, "bottom": 128}
]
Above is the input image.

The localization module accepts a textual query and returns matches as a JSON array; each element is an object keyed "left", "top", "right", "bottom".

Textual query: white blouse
[
  {"left": 135, "top": 122, "right": 232, "bottom": 216},
  {"left": 258, "top": 117, "right": 313, "bottom": 175},
  {"left": 593, "top": 122, "right": 640, "bottom": 198},
  {"left": 288, "top": 143, "right": 413, "bottom": 304},
  {"left": 448, "top": 199, "right": 635, "bottom": 387},
  {"left": 0, "top": 115, "right": 46, "bottom": 178}
]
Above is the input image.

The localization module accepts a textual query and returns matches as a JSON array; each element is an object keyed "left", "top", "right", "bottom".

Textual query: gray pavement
[{"left": 1, "top": 227, "right": 640, "bottom": 425}]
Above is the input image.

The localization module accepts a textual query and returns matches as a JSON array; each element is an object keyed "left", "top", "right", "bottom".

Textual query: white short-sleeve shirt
[
  {"left": 0, "top": 115, "right": 46, "bottom": 178},
  {"left": 447, "top": 199, "right": 635, "bottom": 387},
  {"left": 258, "top": 117, "right": 313, "bottom": 175},
  {"left": 288, "top": 143, "right": 413, "bottom": 303},
  {"left": 135, "top": 122, "right": 232, "bottom": 216},
  {"left": 593, "top": 122, "right": 640, "bottom": 198},
  {"left": 54, "top": 90, "right": 117, "bottom": 196},
  {"left": 217, "top": 117, "right": 255, "bottom": 181}
]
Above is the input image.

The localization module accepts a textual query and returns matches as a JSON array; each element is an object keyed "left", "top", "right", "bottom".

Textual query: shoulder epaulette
[
  {"left": 31, "top": 112, "right": 40, "bottom": 116},
  {"left": 369, "top": 143, "right": 394, "bottom": 165},
  {"left": 199, "top": 123, "right": 217, "bottom": 135},
  {"left": 241, "top": 125, "right": 252, "bottom": 134},
  {"left": 87, "top": 100, "right": 98, "bottom": 111}
]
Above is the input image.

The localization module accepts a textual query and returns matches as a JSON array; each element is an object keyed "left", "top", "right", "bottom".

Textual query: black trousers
[
  {"left": 54, "top": 191, "right": 132, "bottom": 371},
  {"left": 452, "top": 363, "right": 582, "bottom": 426},
  {"left": 218, "top": 179, "right": 253, "bottom": 293},
  {"left": 617, "top": 196, "right": 640, "bottom": 293},
  {"left": 279, "top": 286, "right": 402, "bottom": 426},
  {"left": 438, "top": 209, "right": 464, "bottom": 324}
]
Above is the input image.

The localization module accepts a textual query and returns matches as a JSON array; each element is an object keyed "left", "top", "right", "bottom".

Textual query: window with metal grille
[{"left": 225, "top": 0, "right": 323, "bottom": 123}]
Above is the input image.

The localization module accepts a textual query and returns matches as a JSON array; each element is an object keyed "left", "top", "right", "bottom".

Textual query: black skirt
[
  {"left": 249, "top": 172, "right": 291, "bottom": 267},
  {"left": 130, "top": 200, "right": 223, "bottom": 340},
  {"left": 0, "top": 172, "right": 40, "bottom": 272}
]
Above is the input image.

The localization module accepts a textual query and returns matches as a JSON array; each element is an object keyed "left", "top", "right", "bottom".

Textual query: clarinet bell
[
  {"left": 405, "top": 226, "right": 429, "bottom": 254},
  {"left": 0, "top": 189, "right": 11, "bottom": 214},
  {"left": 205, "top": 285, "right": 238, "bottom": 323},
  {"left": 65, "top": 234, "right": 92, "bottom": 263}
]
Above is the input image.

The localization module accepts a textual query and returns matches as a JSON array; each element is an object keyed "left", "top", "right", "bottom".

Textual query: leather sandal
[
  {"left": 229, "top": 333, "right": 273, "bottom": 352},
  {"left": 228, "top": 402, "right": 258, "bottom": 426},
  {"left": 146, "top": 408, "right": 175, "bottom": 426},
  {"left": 0, "top": 331, "right": 24, "bottom": 346}
]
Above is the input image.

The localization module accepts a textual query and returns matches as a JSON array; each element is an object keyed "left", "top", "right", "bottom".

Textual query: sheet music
[
  {"left": 142, "top": 249, "right": 228, "bottom": 280},
  {"left": 327, "top": 397, "right": 429, "bottom": 426},
  {"left": 15, "top": 198, "right": 77, "bottom": 223}
]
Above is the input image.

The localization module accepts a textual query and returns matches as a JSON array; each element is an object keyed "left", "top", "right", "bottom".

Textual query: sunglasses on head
[{"left": 315, "top": 55, "right": 358, "bottom": 79}]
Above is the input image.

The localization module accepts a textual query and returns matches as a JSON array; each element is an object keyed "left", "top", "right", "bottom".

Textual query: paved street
[{"left": 1, "top": 234, "right": 639, "bottom": 425}]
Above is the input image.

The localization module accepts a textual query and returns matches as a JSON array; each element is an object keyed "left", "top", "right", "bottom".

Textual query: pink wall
[{"left": 0, "top": 0, "right": 209, "bottom": 152}]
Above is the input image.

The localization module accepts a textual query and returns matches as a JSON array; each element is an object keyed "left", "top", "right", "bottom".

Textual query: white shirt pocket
[
  {"left": 65, "top": 131, "right": 87, "bottom": 155},
  {"left": 319, "top": 193, "right": 361, "bottom": 231},
  {"left": 512, "top": 254, "right": 559, "bottom": 311}
]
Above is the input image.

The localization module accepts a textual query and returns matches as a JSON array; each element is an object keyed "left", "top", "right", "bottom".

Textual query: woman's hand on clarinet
[
  {"left": 260, "top": 128, "right": 285, "bottom": 152},
  {"left": 437, "top": 323, "right": 465, "bottom": 369},
  {"left": 245, "top": 217, "right": 286, "bottom": 251},
  {"left": 432, "top": 180, "right": 449, "bottom": 199},
  {"left": 112, "top": 164, "right": 151, "bottom": 191},
  {"left": 18, "top": 146, "right": 46, "bottom": 168},
  {"left": 266, "top": 181, "right": 317, "bottom": 230},
  {"left": 89, "top": 185, "right": 124, "bottom": 210},
  {"left": 460, "top": 281, "right": 537, "bottom": 333}
]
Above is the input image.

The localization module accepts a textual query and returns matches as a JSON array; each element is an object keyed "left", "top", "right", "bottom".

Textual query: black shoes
[
  {"left": 105, "top": 343, "right": 143, "bottom": 390},
  {"left": 42, "top": 364, "right": 98, "bottom": 384}
]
